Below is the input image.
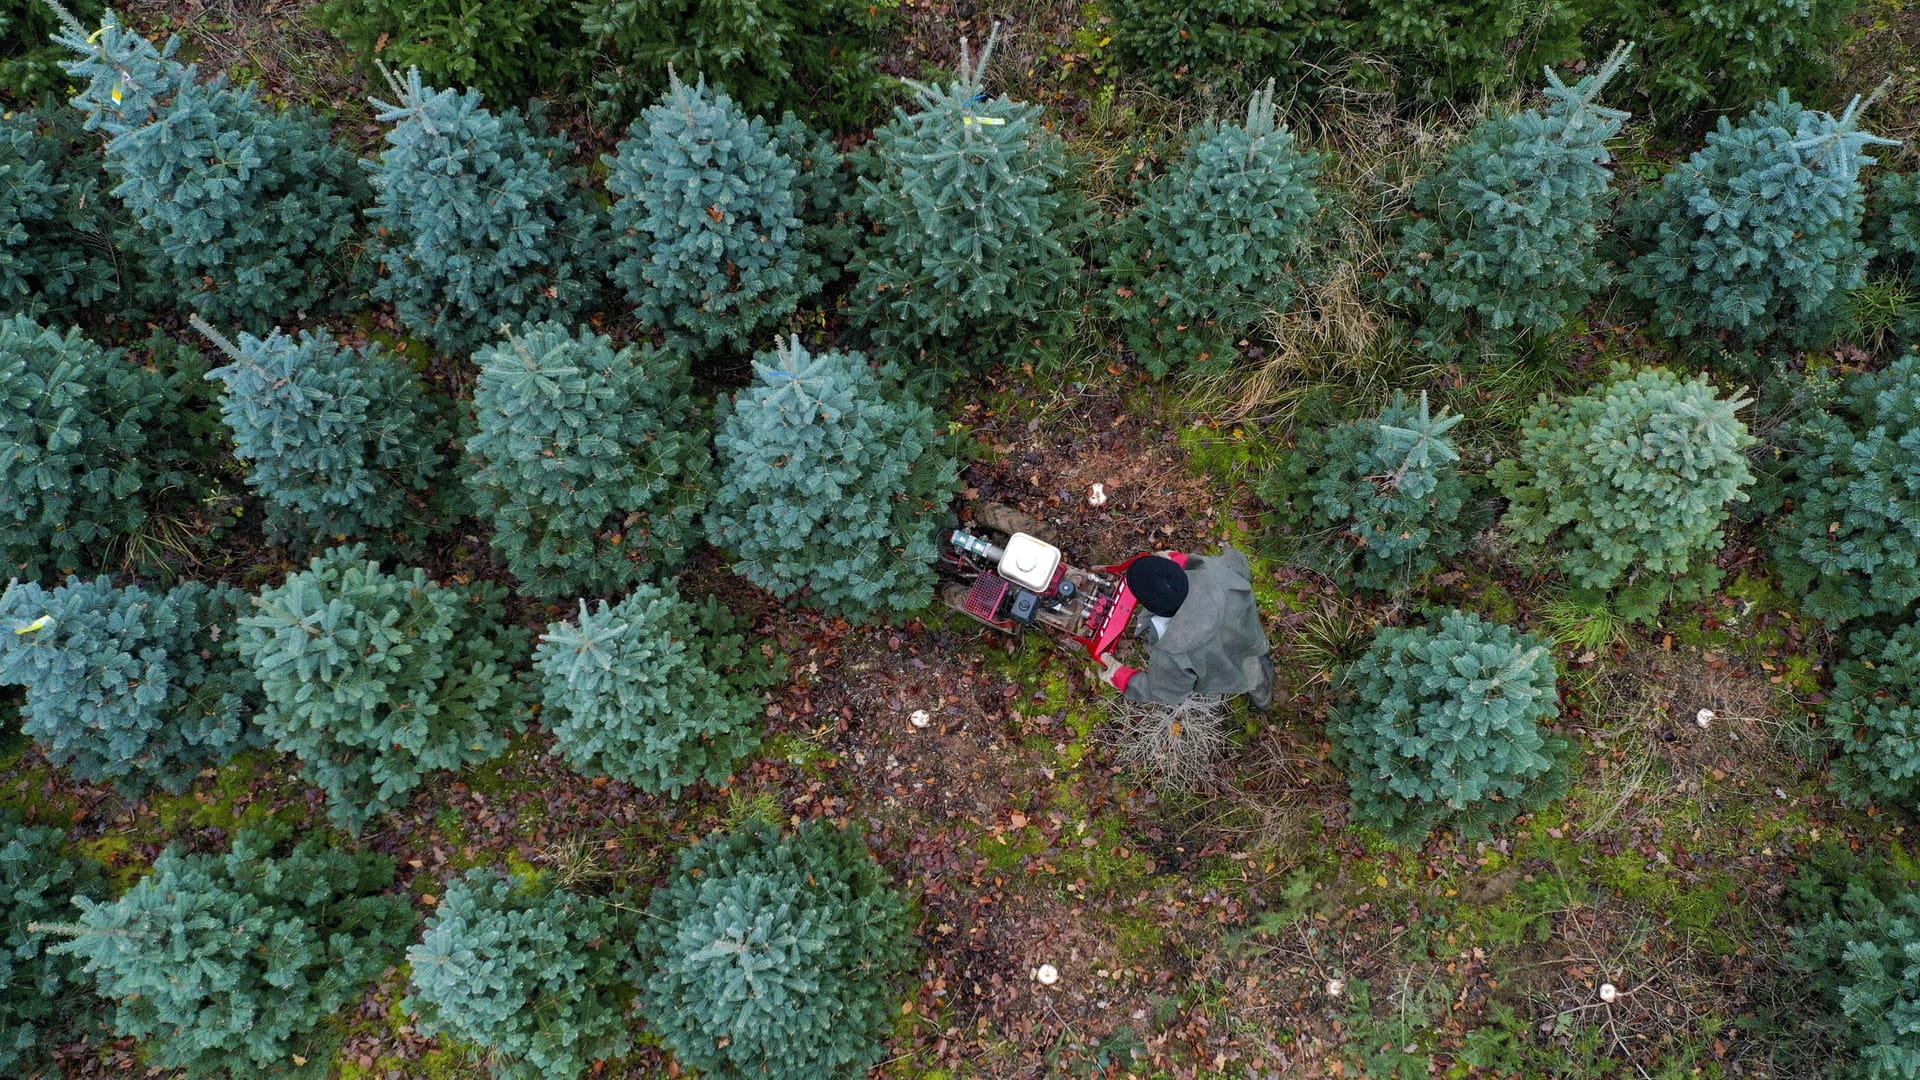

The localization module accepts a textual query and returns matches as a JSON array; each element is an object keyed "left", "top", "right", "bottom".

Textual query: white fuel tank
[{"left": 998, "top": 533, "right": 1061, "bottom": 592}]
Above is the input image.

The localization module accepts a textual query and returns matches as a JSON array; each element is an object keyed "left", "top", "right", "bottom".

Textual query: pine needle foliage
[
  {"left": 366, "top": 68, "right": 604, "bottom": 356},
  {"left": 0, "top": 106, "right": 142, "bottom": 323},
  {"left": 0, "top": 814, "right": 103, "bottom": 1077},
  {"left": 707, "top": 336, "right": 960, "bottom": 621},
  {"left": 466, "top": 323, "right": 710, "bottom": 598},
  {"left": 1827, "top": 619, "right": 1920, "bottom": 813},
  {"left": 1108, "top": 80, "right": 1323, "bottom": 378},
  {"left": 1110, "top": 0, "right": 1340, "bottom": 98},
  {"left": 196, "top": 316, "right": 452, "bottom": 550},
  {"left": 1386, "top": 48, "right": 1630, "bottom": 359},
  {"left": 577, "top": 0, "right": 887, "bottom": 131},
  {"left": 1494, "top": 366, "right": 1754, "bottom": 621},
  {"left": 1260, "top": 392, "right": 1472, "bottom": 593},
  {"left": 1626, "top": 91, "right": 1897, "bottom": 348},
  {"left": 1769, "top": 354, "right": 1920, "bottom": 623},
  {"left": 1587, "top": 0, "right": 1849, "bottom": 129},
  {"left": 607, "top": 74, "right": 835, "bottom": 353},
  {"left": 536, "top": 583, "right": 782, "bottom": 795},
  {"left": 48, "top": 831, "right": 416, "bottom": 1080},
  {"left": 0, "top": 576, "right": 260, "bottom": 794},
  {"left": 635, "top": 820, "right": 913, "bottom": 1080},
  {"left": 1340, "top": 0, "right": 1586, "bottom": 102},
  {"left": 406, "top": 868, "right": 633, "bottom": 1080},
  {"left": 55, "top": 10, "right": 365, "bottom": 331},
  {"left": 1791, "top": 884, "right": 1920, "bottom": 1080},
  {"left": 1332, "top": 611, "right": 1566, "bottom": 843},
  {"left": 317, "top": 0, "right": 580, "bottom": 107},
  {"left": 238, "top": 546, "right": 528, "bottom": 834},
  {"left": 0, "top": 0, "right": 103, "bottom": 104},
  {"left": 0, "top": 316, "right": 202, "bottom": 581},
  {"left": 851, "top": 29, "right": 1083, "bottom": 362}
]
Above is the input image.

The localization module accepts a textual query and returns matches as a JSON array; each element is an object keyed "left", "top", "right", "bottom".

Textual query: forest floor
[{"left": 10, "top": 0, "right": 1920, "bottom": 1077}]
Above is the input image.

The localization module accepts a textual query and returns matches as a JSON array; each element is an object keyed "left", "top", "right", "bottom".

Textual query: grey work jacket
[{"left": 1124, "top": 546, "right": 1274, "bottom": 707}]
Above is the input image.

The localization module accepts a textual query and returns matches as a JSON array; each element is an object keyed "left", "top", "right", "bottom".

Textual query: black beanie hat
[{"left": 1126, "top": 556, "right": 1189, "bottom": 617}]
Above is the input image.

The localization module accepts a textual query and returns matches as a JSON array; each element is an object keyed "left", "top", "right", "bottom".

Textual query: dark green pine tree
[
  {"left": 1386, "top": 45, "right": 1631, "bottom": 359},
  {"left": 0, "top": 576, "right": 260, "bottom": 794},
  {"left": 54, "top": 8, "right": 365, "bottom": 331},
  {"left": 1627, "top": 90, "right": 1897, "bottom": 348},
  {"left": 0, "top": 315, "right": 201, "bottom": 581},
  {"left": 0, "top": 813, "right": 104, "bottom": 1078},
  {"left": 465, "top": 322, "right": 711, "bottom": 599},
  {"left": 366, "top": 67, "right": 605, "bottom": 357},
  {"left": 46, "top": 831, "right": 416, "bottom": 1080},
  {"left": 0, "top": 105, "right": 147, "bottom": 323},
  {"left": 1494, "top": 366, "right": 1754, "bottom": 621},
  {"left": 1332, "top": 611, "right": 1567, "bottom": 843},
  {"left": 405, "top": 868, "right": 633, "bottom": 1080},
  {"left": 607, "top": 72, "right": 840, "bottom": 353},
  {"left": 852, "top": 28, "right": 1083, "bottom": 363},
  {"left": 238, "top": 546, "right": 527, "bottom": 834},
  {"left": 1260, "top": 392, "right": 1473, "bottom": 592},
  {"left": 1107, "top": 79, "right": 1323, "bottom": 378},
  {"left": 1791, "top": 885, "right": 1920, "bottom": 1080},
  {"left": 1768, "top": 353, "right": 1920, "bottom": 623},
  {"left": 636, "top": 821, "right": 914, "bottom": 1080},
  {"left": 195, "top": 315, "right": 452, "bottom": 550},
  {"left": 535, "top": 583, "right": 782, "bottom": 795},
  {"left": 706, "top": 336, "right": 960, "bottom": 621}
]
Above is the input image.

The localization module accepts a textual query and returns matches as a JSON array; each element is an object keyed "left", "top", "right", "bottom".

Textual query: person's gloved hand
[{"left": 1096, "top": 653, "right": 1126, "bottom": 689}]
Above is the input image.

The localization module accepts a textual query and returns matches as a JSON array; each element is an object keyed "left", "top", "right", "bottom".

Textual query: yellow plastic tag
[{"left": 13, "top": 616, "right": 52, "bottom": 635}]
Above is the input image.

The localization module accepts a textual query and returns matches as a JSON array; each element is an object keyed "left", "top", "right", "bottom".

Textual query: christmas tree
[
  {"left": 0, "top": 315, "right": 201, "bottom": 581},
  {"left": 1494, "top": 366, "right": 1754, "bottom": 620},
  {"left": 1386, "top": 46, "right": 1631, "bottom": 359},
  {"left": 406, "top": 868, "right": 633, "bottom": 1080},
  {"left": 707, "top": 336, "right": 959, "bottom": 620},
  {"left": 852, "top": 28, "right": 1082, "bottom": 362},
  {"left": 1332, "top": 611, "right": 1566, "bottom": 842},
  {"left": 607, "top": 73, "right": 834, "bottom": 353},
  {"left": 196, "top": 315, "right": 452, "bottom": 549},
  {"left": 0, "top": 576, "right": 260, "bottom": 793},
  {"left": 0, "top": 105, "right": 145, "bottom": 323},
  {"left": 1769, "top": 354, "right": 1920, "bottom": 623},
  {"left": 1107, "top": 79, "right": 1323, "bottom": 377},
  {"left": 0, "top": 813, "right": 103, "bottom": 1077},
  {"left": 465, "top": 322, "right": 710, "bottom": 598},
  {"left": 238, "top": 546, "right": 527, "bottom": 834},
  {"left": 636, "top": 821, "right": 913, "bottom": 1080},
  {"left": 1260, "top": 392, "right": 1474, "bottom": 592},
  {"left": 535, "top": 583, "right": 782, "bottom": 794},
  {"left": 1627, "top": 90, "right": 1897, "bottom": 347},
  {"left": 48, "top": 831, "right": 415, "bottom": 1079},
  {"left": 55, "top": 8, "right": 365, "bottom": 330},
  {"left": 366, "top": 67, "right": 605, "bottom": 356}
]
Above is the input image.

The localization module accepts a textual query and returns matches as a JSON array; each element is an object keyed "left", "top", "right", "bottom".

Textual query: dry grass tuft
[{"left": 1105, "top": 693, "right": 1231, "bottom": 789}]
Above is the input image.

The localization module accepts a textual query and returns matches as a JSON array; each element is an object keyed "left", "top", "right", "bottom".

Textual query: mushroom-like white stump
[
  {"left": 1599, "top": 983, "right": 1619, "bottom": 1003},
  {"left": 909, "top": 709, "right": 931, "bottom": 729},
  {"left": 1035, "top": 964, "right": 1060, "bottom": 986},
  {"left": 1695, "top": 708, "right": 1715, "bottom": 730}
]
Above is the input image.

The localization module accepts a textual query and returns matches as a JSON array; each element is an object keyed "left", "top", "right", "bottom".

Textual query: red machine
[{"left": 936, "top": 503, "right": 1144, "bottom": 662}]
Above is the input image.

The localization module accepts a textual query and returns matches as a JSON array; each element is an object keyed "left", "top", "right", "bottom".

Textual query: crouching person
[{"left": 1096, "top": 547, "right": 1275, "bottom": 709}]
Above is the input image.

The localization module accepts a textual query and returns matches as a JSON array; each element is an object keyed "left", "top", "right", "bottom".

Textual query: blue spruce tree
[
  {"left": 366, "top": 67, "right": 605, "bottom": 356},
  {"left": 1107, "top": 79, "right": 1323, "bottom": 377},
  {"left": 607, "top": 73, "right": 840, "bottom": 353},
  {"left": 0, "top": 576, "right": 259, "bottom": 793},
  {"left": 707, "top": 336, "right": 959, "bottom": 621},
  {"left": 465, "top": 322, "right": 710, "bottom": 599},
  {"left": 195, "top": 315, "right": 452, "bottom": 550},
  {"left": 1627, "top": 90, "right": 1898, "bottom": 347},
  {"left": 54, "top": 8, "right": 365, "bottom": 330},
  {"left": 852, "top": 29, "right": 1083, "bottom": 362},
  {"left": 1387, "top": 46, "right": 1632, "bottom": 358}
]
